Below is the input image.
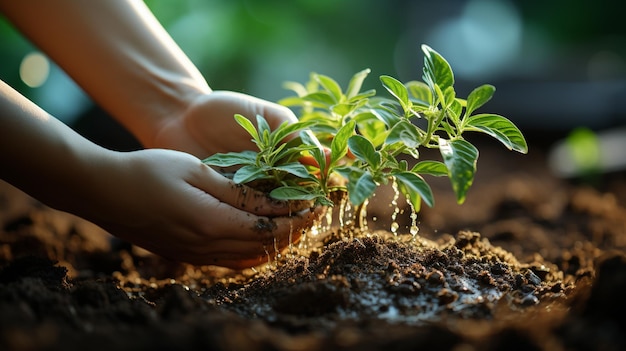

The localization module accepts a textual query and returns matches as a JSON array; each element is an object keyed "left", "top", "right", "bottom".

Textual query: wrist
[{"left": 123, "top": 73, "right": 212, "bottom": 149}]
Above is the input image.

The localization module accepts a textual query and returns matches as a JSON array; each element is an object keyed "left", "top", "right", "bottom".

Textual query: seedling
[{"left": 204, "top": 44, "right": 528, "bottom": 217}]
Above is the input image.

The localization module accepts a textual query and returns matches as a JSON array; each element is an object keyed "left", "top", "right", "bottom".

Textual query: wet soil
[{"left": 1, "top": 134, "right": 625, "bottom": 351}]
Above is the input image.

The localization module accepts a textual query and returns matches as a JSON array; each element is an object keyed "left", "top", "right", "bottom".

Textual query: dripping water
[
  {"left": 273, "top": 236, "right": 281, "bottom": 262},
  {"left": 407, "top": 200, "right": 419, "bottom": 237},
  {"left": 357, "top": 198, "right": 369, "bottom": 232},
  {"left": 264, "top": 246, "right": 272, "bottom": 266},
  {"left": 390, "top": 180, "right": 400, "bottom": 235},
  {"left": 338, "top": 196, "right": 347, "bottom": 228},
  {"left": 288, "top": 215, "right": 294, "bottom": 257}
]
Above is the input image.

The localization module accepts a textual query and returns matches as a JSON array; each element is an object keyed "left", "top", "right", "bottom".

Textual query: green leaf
[
  {"left": 433, "top": 84, "right": 446, "bottom": 108},
  {"left": 386, "top": 120, "right": 423, "bottom": 149},
  {"left": 398, "top": 159, "right": 409, "bottom": 171},
  {"left": 443, "top": 86, "right": 456, "bottom": 109},
  {"left": 349, "top": 172, "right": 377, "bottom": 206},
  {"left": 282, "top": 81, "right": 308, "bottom": 97},
  {"left": 346, "top": 68, "right": 371, "bottom": 99},
  {"left": 330, "top": 120, "right": 356, "bottom": 165},
  {"left": 234, "top": 114, "right": 259, "bottom": 142},
  {"left": 422, "top": 44, "right": 454, "bottom": 91},
  {"left": 256, "top": 114, "right": 271, "bottom": 139},
  {"left": 309, "top": 124, "right": 341, "bottom": 136},
  {"left": 334, "top": 165, "right": 361, "bottom": 183},
  {"left": 406, "top": 80, "right": 432, "bottom": 106},
  {"left": 464, "top": 114, "right": 528, "bottom": 154},
  {"left": 353, "top": 110, "right": 381, "bottom": 124},
  {"left": 315, "top": 74, "right": 343, "bottom": 102},
  {"left": 358, "top": 118, "right": 388, "bottom": 147},
  {"left": 278, "top": 96, "right": 307, "bottom": 108},
  {"left": 465, "top": 84, "right": 495, "bottom": 117},
  {"left": 371, "top": 106, "right": 402, "bottom": 128},
  {"left": 303, "top": 91, "right": 337, "bottom": 106},
  {"left": 202, "top": 150, "right": 257, "bottom": 167},
  {"left": 233, "top": 164, "right": 269, "bottom": 184},
  {"left": 439, "top": 138, "right": 478, "bottom": 204},
  {"left": 332, "top": 102, "right": 359, "bottom": 117},
  {"left": 380, "top": 75, "right": 410, "bottom": 112},
  {"left": 348, "top": 135, "right": 381, "bottom": 169},
  {"left": 270, "top": 186, "right": 320, "bottom": 201},
  {"left": 271, "top": 120, "right": 317, "bottom": 145},
  {"left": 300, "top": 130, "right": 327, "bottom": 170},
  {"left": 393, "top": 171, "right": 434, "bottom": 208},
  {"left": 447, "top": 99, "right": 463, "bottom": 124},
  {"left": 347, "top": 89, "right": 376, "bottom": 103},
  {"left": 275, "top": 138, "right": 316, "bottom": 163},
  {"left": 411, "top": 160, "right": 448, "bottom": 176},
  {"left": 273, "top": 162, "right": 311, "bottom": 179},
  {"left": 300, "top": 112, "right": 337, "bottom": 129}
]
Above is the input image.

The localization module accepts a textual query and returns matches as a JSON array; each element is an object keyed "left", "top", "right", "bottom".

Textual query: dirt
[{"left": 1, "top": 134, "right": 625, "bottom": 351}]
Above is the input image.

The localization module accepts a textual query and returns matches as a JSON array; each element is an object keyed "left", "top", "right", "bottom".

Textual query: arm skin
[
  {"left": 0, "top": 0, "right": 297, "bottom": 157},
  {"left": 0, "top": 80, "right": 318, "bottom": 269},
  {"left": 0, "top": 0, "right": 318, "bottom": 268}
]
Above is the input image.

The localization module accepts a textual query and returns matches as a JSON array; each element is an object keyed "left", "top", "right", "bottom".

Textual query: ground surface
[{"left": 1, "top": 134, "right": 625, "bottom": 351}]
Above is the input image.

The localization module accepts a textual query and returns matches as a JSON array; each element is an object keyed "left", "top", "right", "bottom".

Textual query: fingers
[
  {"left": 181, "top": 204, "right": 324, "bottom": 268},
  {"left": 196, "top": 201, "right": 320, "bottom": 242},
  {"left": 175, "top": 236, "right": 300, "bottom": 268},
  {"left": 156, "top": 207, "right": 322, "bottom": 269},
  {"left": 190, "top": 162, "right": 312, "bottom": 217}
]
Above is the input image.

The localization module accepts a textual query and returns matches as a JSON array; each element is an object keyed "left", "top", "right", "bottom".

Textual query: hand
[
  {"left": 80, "top": 149, "right": 319, "bottom": 269},
  {"left": 149, "top": 90, "right": 298, "bottom": 158}
]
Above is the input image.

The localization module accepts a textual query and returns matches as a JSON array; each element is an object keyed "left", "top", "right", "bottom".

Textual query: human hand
[
  {"left": 149, "top": 90, "right": 298, "bottom": 158},
  {"left": 79, "top": 148, "right": 319, "bottom": 269}
]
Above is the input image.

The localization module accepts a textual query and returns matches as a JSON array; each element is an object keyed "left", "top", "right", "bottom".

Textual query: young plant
[
  {"left": 203, "top": 44, "right": 528, "bottom": 217},
  {"left": 203, "top": 114, "right": 332, "bottom": 206}
]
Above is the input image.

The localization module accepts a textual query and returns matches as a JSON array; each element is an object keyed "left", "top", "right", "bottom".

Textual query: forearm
[
  {"left": 0, "top": 79, "right": 115, "bottom": 214},
  {"left": 0, "top": 0, "right": 211, "bottom": 147}
]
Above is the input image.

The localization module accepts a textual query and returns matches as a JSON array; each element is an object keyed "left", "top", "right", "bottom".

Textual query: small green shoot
[{"left": 203, "top": 44, "right": 528, "bottom": 215}]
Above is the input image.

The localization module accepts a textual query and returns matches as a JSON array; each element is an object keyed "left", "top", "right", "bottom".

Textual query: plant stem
[{"left": 423, "top": 108, "right": 446, "bottom": 147}]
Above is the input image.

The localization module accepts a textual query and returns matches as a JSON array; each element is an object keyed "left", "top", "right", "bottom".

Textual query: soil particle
[{"left": 253, "top": 217, "right": 277, "bottom": 234}]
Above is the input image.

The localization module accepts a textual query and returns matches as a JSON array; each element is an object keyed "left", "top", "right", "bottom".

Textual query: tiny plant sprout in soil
[{"left": 2, "top": 46, "right": 626, "bottom": 351}]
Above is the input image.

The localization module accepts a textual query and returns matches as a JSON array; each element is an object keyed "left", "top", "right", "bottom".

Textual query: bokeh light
[
  {"left": 426, "top": 0, "right": 523, "bottom": 80},
  {"left": 19, "top": 52, "right": 49, "bottom": 88}
]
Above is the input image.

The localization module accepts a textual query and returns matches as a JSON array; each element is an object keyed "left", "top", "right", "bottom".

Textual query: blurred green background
[{"left": 1, "top": 0, "right": 625, "bottom": 134}]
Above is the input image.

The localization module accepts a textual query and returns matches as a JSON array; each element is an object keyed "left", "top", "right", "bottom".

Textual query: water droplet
[
  {"left": 324, "top": 210, "right": 333, "bottom": 231},
  {"left": 357, "top": 199, "right": 369, "bottom": 231},
  {"left": 344, "top": 201, "right": 353, "bottom": 227},
  {"left": 338, "top": 197, "right": 347, "bottom": 228},
  {"left": 390, "top": 181, "right": 401, "bottom": 236},
  {"left": 273, "top": 236, "right": 280, "bottom": 263},
  {"left": 264, "top": 246, "right": 271, "bottom": 265},
  {"left": 391, "top": 222, "right": 399, "bottom": 234},
  {"left": 405, "top": 193, "right": 420, "bottom": 238},
  {"left": 288, "top": 218, "right": 294, "bottom": 255}
]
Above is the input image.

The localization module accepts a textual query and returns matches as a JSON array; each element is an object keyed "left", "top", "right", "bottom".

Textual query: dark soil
[{"left": 1, "top": 135, "right": 625, "bottom": 351}]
